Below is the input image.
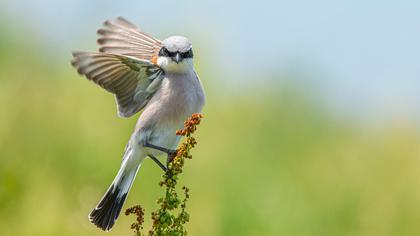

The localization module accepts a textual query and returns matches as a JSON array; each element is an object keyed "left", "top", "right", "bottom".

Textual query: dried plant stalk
[{"left": 126, "top": 114, "right": 203, "bottom": 236}]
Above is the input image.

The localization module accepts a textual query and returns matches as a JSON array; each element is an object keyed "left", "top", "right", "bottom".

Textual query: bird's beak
[{"left": 173, "top": 52, "right": 182, "bottom": 64}]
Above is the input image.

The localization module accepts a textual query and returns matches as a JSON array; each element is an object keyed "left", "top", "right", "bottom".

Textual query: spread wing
[
  {"left": 71, "top": 17, "right": 164, "bottom": 118},
  {"left": 97, "top": 17, "right": 161, "bottom": 62},
  {"left": 71, "top": 52, "right": 164, "bottom": 118}
]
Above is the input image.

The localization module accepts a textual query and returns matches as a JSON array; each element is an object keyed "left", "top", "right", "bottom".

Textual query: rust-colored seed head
[
  {"left": 125, "top": 205, "right": 145, "bottom": 234},
  {"left": 176, "top": 113, "right": 203, "bottom": 137}
]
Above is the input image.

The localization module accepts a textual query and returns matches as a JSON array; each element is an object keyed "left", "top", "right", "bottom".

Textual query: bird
[{"left": 71, "top": 17, "right": 205, "bottom": 231}]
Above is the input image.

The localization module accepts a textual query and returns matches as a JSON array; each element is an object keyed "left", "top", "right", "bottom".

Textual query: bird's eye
[
  {"left": 158, "top": 47, "right": 170, "bottom": 57},
  {"left": 181, "top": 49, "right": 194, "bottom": 58}
]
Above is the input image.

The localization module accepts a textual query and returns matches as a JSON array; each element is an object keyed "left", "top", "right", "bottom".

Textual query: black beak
[{"left": 172, "top": 52, "right": 182, "bottom": 63}]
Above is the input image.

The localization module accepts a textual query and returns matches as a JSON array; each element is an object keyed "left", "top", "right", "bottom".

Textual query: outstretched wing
[
  {"left": 71, "top": 17, "right": 164, "bottom": 117},
  {"left": 71, "top": 52, "right": 163, "bottom": 118},
  {"left": 97, "top": 17, "right": 162, "bottom": 62}
]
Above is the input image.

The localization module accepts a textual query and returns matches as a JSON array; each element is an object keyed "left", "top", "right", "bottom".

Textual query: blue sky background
[{"left": 1, "top": 0, "right": 419, "bottom": 121}]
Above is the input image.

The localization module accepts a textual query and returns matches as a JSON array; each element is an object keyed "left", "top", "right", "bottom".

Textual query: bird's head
[{"left": 157, "top": 36, "right": 194, "bottom": 73}]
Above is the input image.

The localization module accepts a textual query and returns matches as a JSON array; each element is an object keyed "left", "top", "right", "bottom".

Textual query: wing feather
[
  {"left": 71, "top": 52, "right": 163, "bottom": 117},
  {"left": 71, "top": 17, "right": 163, "bottom": 117},
  {"left": 97, "top": 17, "right": 161, "bottom": 62}
]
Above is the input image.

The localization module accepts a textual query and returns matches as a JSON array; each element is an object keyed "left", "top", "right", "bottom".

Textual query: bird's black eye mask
[{"left": 158, "top": 47, "right": 194, "bottom": 58}]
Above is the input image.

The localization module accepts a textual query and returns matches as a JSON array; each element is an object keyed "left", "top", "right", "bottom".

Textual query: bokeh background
[{"left": 1, "top": 1, "right": 420, "bottom": 235}]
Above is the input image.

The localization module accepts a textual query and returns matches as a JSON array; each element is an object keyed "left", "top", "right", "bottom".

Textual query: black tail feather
[{"left": 89, "top": 185, "right": 128, "bottom": 231}]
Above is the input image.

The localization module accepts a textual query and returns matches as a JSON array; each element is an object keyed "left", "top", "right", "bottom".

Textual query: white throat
[{"left": 157, "top": 57, "right": 194, "bottom": 74}]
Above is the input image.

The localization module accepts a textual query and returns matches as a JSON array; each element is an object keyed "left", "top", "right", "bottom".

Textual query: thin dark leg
[
  {"left": 148, "top": 154, "right": 167, "bottom": 172},
  {"left": 143, "top": 140, "right": 177, "bottom": 171},
  {"left": 143, "top": 141, "right": 177, "bottom": 156}
]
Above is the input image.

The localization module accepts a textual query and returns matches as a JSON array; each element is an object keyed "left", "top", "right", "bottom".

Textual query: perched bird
[{"left": 71, "top": 17, "right": 205, "bottom": 231}]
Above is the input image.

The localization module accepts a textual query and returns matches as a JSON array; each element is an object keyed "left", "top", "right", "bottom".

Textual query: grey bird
[{"left": 71, "top": 17, "right": 205, "bottom": 231}]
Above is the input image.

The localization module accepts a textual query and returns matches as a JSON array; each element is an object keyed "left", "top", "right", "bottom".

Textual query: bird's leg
[
  {"left": 143, "top": 141, "right": 176, "bottom": 155},
  {"left": 148, "top": 154, "right": 167, "bottom": 172},
  {"left": 143, "top": 140, "right": 177, "bottom": 169}
]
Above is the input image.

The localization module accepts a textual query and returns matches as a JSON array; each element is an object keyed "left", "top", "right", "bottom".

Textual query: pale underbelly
[{"left": 134, "top": 74, "right": 204, "bottom": 157}]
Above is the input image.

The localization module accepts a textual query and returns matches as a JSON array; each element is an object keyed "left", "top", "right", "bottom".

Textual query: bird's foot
[{"left": 166, "top": 149, "right": 178, "bottom": 168}]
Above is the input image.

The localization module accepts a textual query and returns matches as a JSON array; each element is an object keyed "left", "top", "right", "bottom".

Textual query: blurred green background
[{"left": 1, "top": 1, "right": 420, "bottom": 236}]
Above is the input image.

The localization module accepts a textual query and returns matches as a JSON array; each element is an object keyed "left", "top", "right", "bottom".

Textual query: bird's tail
[{"left": 89, "top": 144, "right": 142, "bottom": 231}]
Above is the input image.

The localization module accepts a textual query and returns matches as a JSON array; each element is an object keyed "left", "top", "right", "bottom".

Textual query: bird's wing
[
  {"left": 97, "top": 17, "right": 162, "bottom": 63},
  {"left": 71, "top": 52, "right": 164, "bottom": 118}
]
